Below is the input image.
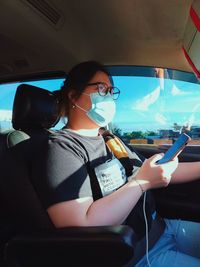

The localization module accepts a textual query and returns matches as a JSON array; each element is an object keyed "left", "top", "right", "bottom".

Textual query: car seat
[{"left": 0, "top": 84, "right": 136, "bottom": 267}]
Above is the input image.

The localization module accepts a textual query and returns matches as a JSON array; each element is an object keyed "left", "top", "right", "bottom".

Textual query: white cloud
[
  {"left": 0, "top": 109, "right": 12, "bottom": 121},
  {"left": 171, "top": 84, "right": 182, "bottom": 96},
  {"left": 183, "top": 103, "right": 200, "bottom": 129},
  {"left": 184, "top": 113, "right": 195, "bottom": 129},
  {"left": 192, "top": 103, "right": 200, "bottom": 113},
  {"left": 155, "top": 113, "right": 167, "bottom": 125},
  {"left": 171, "top": 84, "right": 191, "bottom": 96},
  {"left": 133, "top": 86, "right": 160, "bottom": 111}
]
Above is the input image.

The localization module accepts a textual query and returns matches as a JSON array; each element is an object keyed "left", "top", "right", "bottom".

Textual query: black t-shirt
[
  {"left": 31, "top": 129, "right": 125, "bottom": 208},
  {"left": 31, "top": 129, "right": 155, "bottom": 239}
]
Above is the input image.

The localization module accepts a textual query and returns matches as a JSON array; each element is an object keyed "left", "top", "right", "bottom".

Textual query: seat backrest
[
  {"left": 12, "top": 84, "right": 60, "bottom": 130},
  {"left": 0, "top": 84, "right": 60, "bottom": 244},
  {"left": 0, "top": 84, "right": 138, "bottom": 267}
]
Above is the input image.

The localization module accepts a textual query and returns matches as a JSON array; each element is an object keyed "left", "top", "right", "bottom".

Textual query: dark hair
[{"left": 59, "top": 61, "right": 111, "bottom": 117}]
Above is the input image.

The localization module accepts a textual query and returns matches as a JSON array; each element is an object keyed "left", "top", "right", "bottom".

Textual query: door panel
[{"left": 131, "top": 144, "right": 200, "bottom": 222}]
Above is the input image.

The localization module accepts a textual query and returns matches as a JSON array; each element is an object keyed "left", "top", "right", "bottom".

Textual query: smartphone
[{"left": 156, "top": 133, "right": 191, "bottom": 164}]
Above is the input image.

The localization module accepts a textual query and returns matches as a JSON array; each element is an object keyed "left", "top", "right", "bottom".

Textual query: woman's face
[
  {"left": 69, "top": 71, "right": 112, "bottom": 128},
  {"left": 76, "top": 71, "right": 111, "bottom": 110}
]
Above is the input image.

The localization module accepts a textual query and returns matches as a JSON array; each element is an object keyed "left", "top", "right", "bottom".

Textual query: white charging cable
[{"left": 143, "top": 191, "right": 152, "bottom": 267}]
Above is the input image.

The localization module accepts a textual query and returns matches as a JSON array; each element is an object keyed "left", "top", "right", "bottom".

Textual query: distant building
[
  {"left": 159, "top": 129, "right": 179, "bottom": 139},
  {"left": 190, "top": 126, "right": 200, "bottom": 139}
]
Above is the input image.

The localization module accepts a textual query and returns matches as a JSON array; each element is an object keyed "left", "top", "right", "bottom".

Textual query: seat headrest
[{"left": 12, "top": 84, "right": 60, "bottom": 130}]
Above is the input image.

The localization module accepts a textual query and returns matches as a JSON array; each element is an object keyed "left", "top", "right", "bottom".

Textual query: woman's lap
[{"left": 135, "top": 219, "right": 200, "bottom": 267}]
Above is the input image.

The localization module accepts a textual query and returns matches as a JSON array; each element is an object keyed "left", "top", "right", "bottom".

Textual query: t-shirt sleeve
[{"left": 31, "top": 138, "right": 93, "bottom": 209}]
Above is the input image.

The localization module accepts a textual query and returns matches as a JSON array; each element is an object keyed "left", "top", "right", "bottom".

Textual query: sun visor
[{"left": 183, "top": 0, "right": 200, "bottom": 78}]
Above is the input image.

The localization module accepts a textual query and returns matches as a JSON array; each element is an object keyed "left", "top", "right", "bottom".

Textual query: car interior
[{"left": 1, "top": 0, "right": 200, "bottom": 266}]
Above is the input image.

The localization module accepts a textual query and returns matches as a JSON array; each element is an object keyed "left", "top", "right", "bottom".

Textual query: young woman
[{"left": 33, "top": 61, "right": 200, "bottom": 266}]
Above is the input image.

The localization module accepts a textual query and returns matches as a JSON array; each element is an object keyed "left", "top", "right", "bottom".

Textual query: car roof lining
[{"left": 0, "top": 0, "right": 194, "bottom": 79}]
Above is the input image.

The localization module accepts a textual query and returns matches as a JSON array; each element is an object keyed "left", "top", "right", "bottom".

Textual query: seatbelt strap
[{"left": 101, "top": 130, "right": 133, "bottom": 177}]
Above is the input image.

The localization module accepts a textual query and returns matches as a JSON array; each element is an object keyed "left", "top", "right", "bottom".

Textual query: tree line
[{"left": 112, "top": 126, "right": 158, "bottom": 140}]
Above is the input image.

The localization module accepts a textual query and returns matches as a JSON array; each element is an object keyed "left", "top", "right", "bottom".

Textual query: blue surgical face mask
[{"left": 75, "top": 92, "right": 116, "bottom": 127}]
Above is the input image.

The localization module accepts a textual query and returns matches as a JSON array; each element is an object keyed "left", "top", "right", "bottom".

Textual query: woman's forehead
[{"left": 90, "top": 71, "right": 111, "bottom": 85}]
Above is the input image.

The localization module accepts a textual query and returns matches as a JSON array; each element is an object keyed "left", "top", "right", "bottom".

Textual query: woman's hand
[{"left": 134, "top": 154, "right": 178, "bottom": 191}]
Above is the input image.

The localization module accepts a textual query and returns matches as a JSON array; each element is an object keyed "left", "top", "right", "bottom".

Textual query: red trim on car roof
[
  {"left": 190, "top": 6, "right": 200, "bottom": 32},
  {"left": 182, "top": 47, "right": 200, "bottom": 78}
]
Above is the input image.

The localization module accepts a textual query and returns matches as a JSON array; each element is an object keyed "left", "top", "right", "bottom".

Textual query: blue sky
[
  {"left": 1, "top": 76, "right": 200, "bottom": 133},
  {"left": 112, "top": 76, "right": 200, "bottom": 132}
]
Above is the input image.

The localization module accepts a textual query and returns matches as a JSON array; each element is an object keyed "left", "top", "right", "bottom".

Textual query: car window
[
  {"left": 0, "top": 78, "right": 65, "bottom": 132},
  {"left": 109, "top": 67, "right": 200, "bottom": 145},
  {"left": 1, "top": 67, "right": 200, "bottom": 147}
]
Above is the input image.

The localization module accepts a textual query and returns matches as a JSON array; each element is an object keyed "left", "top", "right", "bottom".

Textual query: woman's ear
[{"left": 67, "top": 89, "right": 76, "bottom": 105}]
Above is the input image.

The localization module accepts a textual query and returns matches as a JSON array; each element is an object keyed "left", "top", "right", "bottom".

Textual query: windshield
[
  {"left": 109, "top": 67, "right": 200, "bottom": 145},
  {"left": 1, "top": 67, "right": 200, "bottom": 145}
]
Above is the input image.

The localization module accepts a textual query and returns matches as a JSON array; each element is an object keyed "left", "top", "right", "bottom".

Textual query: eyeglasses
[{"left": 86, "top": 82, "right": 120, "bottom": 100}]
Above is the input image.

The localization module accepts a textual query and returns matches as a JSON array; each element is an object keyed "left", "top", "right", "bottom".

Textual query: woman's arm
[
  {"left": 171, "top": 161, "right": 200, "bottom": 184},
  {"left": 47, "top": 153, "right": 178, "bottom": 228},
  {"left": 47, "top": 178, "right": 143, "bottom": 227}
]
